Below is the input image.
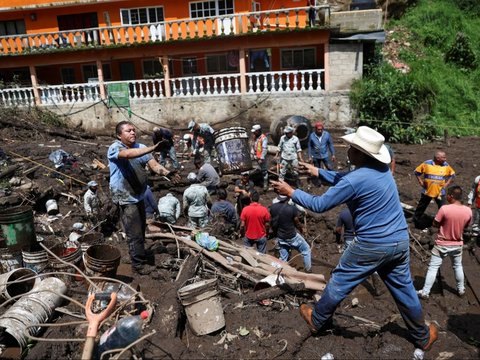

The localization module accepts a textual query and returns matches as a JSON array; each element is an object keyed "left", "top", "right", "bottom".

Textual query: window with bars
[
  {"left": 190, "top": 0, "right": 234, "bottom": 18},
  {"left": 0, "top": 20, "right": 26, "bottom": 36},
  {"left": 61, "top": 68, "right": 76, "bottom": 84},
  {"left": 120, "top": 7, "right": 164, "bottom": 25},
  {"left": 281, "top": 48, "right": 316, "bottom": 69}
]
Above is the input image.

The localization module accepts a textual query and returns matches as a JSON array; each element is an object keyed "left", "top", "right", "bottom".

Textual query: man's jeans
[
  {"left": 188, "top": 215, "right": 209, "bottom": 229},
  {"left": 413, "top": 193, "right": 446, "bottom": 226},
  {"left": 160, "top": 146, "right": 179, "bottom": 169},
  {"left": 311, "top": 239, "right": 430, "bottom": 349},
  {"left": 421, "top": 245, "right": 464, "bottom": 295},
  {"left": 243, "top": 236, "right": 267, "bottom": 254},
  {"left": 280, "top": 158, "right": 299, "bottom": 180},
  {"left": 119, "top": 201, "right": 147, "bottom": 269},
  {"left": 313, "top": 157, "right": 333, "bottom": 171},
  {"left": 278, "top": 233, "right": 311, "bottom": 271}
]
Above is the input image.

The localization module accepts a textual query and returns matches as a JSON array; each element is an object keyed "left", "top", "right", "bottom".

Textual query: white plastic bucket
[
  {"left": 45, "top": 199, "right": 58, "bottom": 215},
  {"left": 177, "top": 278, "right": 225, "bottom": 336},
  {"left": 0, "top": 248, "right": 23, "bottom": 273},
  {"left": 22, "top": 249, "right": 49, "bottom": 274},
  {"left": 0, "top": 277, "right": 66, "bottom": 349}
]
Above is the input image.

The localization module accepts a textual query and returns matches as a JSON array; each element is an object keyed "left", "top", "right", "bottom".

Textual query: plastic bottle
[{"left": 97, "top": 311, "right": 149, "bottom": 357}]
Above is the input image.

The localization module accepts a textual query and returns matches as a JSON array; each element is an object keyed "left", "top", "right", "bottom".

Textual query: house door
[{"left": 120, "top": 62, "right": 136, "bottom": 80}]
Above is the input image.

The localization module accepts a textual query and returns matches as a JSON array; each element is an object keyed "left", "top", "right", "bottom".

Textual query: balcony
[
  {"left": 0, "top": 69, "right": 325, "bottom": 106},
  {"left": 0, "top": 6, "right": 332, "bottom": 56}
]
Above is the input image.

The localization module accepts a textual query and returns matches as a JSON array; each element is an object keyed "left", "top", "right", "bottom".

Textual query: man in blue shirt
[
  {"left": 108, "top": 121, "right": 173, "bottom": 275},
  {"left": 271, "top": 126, "right": 437, "bottom": 352},
  {"left": 211, "top": 188, "right": 237, "bottom": 234},
  {"left": 308, "top": 121, "right": 336, "bottom": 170}
]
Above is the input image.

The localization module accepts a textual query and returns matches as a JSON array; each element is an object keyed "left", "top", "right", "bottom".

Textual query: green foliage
[
  {"left": 445, "top": 32, "right": 478, "bottom": 71},
  {"left": 350, "top": 63, "right": 437, "bottom": 144},
  {"left": 455, "top": 0, "right": 480, "bottom": 16},
  {"left": 352, "top": 0, "right": 480, "bottom": 139}
]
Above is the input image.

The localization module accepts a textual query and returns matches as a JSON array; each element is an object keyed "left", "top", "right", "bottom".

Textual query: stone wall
[{"left": 51, "top": 91, "right": 353, "bottom": 133}]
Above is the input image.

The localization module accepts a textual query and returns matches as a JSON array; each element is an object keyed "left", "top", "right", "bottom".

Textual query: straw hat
[{"left": 341, "top": 126, "right": 391, "bottom": 164}]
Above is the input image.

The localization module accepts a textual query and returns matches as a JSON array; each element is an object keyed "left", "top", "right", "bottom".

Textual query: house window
[
  {"left": 281, "top": 48, "right": 316, "bottom": 69},
  {"left": 0, "top": 20, "right": 26, "bottom": 36},
  {"left": 206, "top": 53, "right": 237, "bottom": 73},
  {"left": 61, "top": 68, "right": 76, "bottom": 84},
  {"left": 81, "top": 64, "right": 112, "bottom": 82},
  {"left": 143, "top": 59, "right": 163, "bottom": 78},
  {"left": 190, "top": 0, "right": 234, "bottom": 18},
  {"left": 182, "top": 58, "right": 198, "bottom": 75},
  {"left": 121, "top": 7, "right": 164, "bottom": 25}
]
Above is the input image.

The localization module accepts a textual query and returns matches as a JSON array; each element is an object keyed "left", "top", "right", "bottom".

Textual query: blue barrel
[
  {"left": 214, "top": 127, "right": 253, "bottom": 174},
  {"left": 0, "top": 206, "right": 36, "bottom": 251}
]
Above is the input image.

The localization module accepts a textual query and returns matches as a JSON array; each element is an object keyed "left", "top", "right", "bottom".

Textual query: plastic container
[
  {"left": 47, "top": 243, "right": 82, "bottom": 284},
  {"left": 97, "top": 311, "right": 149, "bottom": 357},
  {"left": 79, "top": 232, "right": 104, "bottom": 253},
  {"left": 83, "top": 244, "right": 121, "bottom": 278},
  {"left": 0, "top": 206, "right": 36, "bottom": 251},
  {"left": 214, "top": 127, "right": 252, "bottom": 174},
  {"left": 22, "top": 249, "right": 49, "bottom": 274},
  {"left": 45, "top": 199, "right": 59, "bottom": 215},
  {"left": 0, "top": 277, "right": 66, "bottom": 349},
  {"left": 177, "top": 278, "right": 225, "bottom": 336}
]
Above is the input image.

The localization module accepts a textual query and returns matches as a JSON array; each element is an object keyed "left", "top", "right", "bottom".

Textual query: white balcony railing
[
  {"left": 0, "top": 6, "right": 331, "bottom": 55},
  {"left": 0, "top": 69, "right": 324, "bottom": 107}
]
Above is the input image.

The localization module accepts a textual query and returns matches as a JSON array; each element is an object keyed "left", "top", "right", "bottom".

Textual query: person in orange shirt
[{"left": 413, "top": 150, "right": 455, "bottom": 228}]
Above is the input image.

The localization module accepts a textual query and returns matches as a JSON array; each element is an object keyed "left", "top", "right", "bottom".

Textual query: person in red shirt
[
  {"left": 240, "top": 190, "right": 271, "bottom": 253},
  {"left": 417, "top": 185, "right": 472, "bottom": 299}
]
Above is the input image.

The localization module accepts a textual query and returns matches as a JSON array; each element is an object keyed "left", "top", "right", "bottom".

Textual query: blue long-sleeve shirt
[
  {"left": 292, "top": 164, "right": 408, "bottom": 243},
  {"left": 307, "top": 130, "right": 335, "bottom": 160}
]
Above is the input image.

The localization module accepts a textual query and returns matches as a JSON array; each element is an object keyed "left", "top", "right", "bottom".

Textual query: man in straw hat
[{"left": 271, "top": 126, "right": 437, "bottom": 352}]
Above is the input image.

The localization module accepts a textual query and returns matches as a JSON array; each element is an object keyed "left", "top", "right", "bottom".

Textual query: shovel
[{"left": 81, "top": 292, "right": 118, "bottom": 360}]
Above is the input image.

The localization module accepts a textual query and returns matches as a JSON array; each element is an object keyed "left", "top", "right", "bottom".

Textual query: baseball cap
[
  {"left": 187, "top": 172, "right": 197, "bottom": 182},
  {"left": 72, "top": 223, "right": 86, "bottom": 232},
  {"left": 188, "top": 120, "right": 196, "bottom": 131},
  {"left": 87, "top": 180, "right": 98, "bottom": 187},
  {"left": 276, "top": 195, "right": 289, "bottom": 202},
  {"left": 315, "top": 121, "right": 324, "bottom": 129},
  {"left": 183, "top": 134, "right": 191, "bottom": 140},
  {"left": 241, "top": 171, "right": 250, "bottom": 176},
  {"left": 284, "top": 126, "right": 294, "bottom": 133}
]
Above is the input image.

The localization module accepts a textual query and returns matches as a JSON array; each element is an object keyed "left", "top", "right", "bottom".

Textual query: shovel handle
[{"left": 81, "top": 336, "right": 96, "bottom": 360}]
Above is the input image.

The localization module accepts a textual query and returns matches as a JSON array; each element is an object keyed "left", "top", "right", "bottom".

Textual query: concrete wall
[
  {"left": 328, "top": 43, "right": 363, "bottom": 91},
  {"left": 50, "top": 91, "right": 353, "bottom": 133},
  {"left": 330, "top": 9, "right": 383, "bottom": 32}
]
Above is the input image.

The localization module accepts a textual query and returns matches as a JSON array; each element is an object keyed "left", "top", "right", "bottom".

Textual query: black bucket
[
  {"left": 0, "top": 206, "right": 36, "bottom": 251},
  {"left": 214, "top": 127, "right": 252, "bottom": 174}
]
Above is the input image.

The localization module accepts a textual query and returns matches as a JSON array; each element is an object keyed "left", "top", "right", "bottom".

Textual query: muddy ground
[{"left": 0, "top": 117, "right": 479, "bottom": 360}]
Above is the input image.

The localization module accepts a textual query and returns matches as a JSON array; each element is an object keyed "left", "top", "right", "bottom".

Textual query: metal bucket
[
  {"left": 22, "top": 249, "right": 49, "bottom": 274},
  {"left": 83, "top": 244, "right": 121, "bottom": 278},
  {"left": 45, "top": 199, "right": 59, "bottom": 215},
  {"left": 0, "top": 268, "right": 39, "bottom": 301},
  {"left": 47, "top": 243, "right": 82, "bottom": 284},
  {"left": 214, "top": 127, "right": 252, "bottom": 174},
  {"left": 79, "top": 232, "right": 104, "bottom": 253},
  {"left": 0, "top": 277, "right": 66, "bottom": 349},
  {"left": 0, "top": 206, "right": 36, "bottom": 251},
  {"left": 0, "top": 248, "right": 23, "bottom": 273},
  {"left": 177, "top": 278, "right": 225, "bottom": 336}
]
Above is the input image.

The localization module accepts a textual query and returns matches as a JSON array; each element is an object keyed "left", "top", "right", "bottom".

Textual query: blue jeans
[
  {"left": 421, "top": 245, "right": 464, "bottom": 295},
  {"left": 243, "top": 236, "right": 267, "bottom": 254},
  {"left": 278, "top": 233, "right": 311, "bottom": 271},
  {"left": 313, "top": 157, "right": 333, "bottom": 171},
  {"left": 159, "top": 146, "right": 179, "bottom": 169},
  {"left": 311, "top": 239, "right": 429, "bottom": 348}
]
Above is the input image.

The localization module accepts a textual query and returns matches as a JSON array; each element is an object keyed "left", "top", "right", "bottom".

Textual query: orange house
[{"left": 0, "top": 0, "right": 383, "bottom": 109}]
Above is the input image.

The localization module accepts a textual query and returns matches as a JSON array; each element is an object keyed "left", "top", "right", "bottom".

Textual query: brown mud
[{"left": 0, "top": 122, "right": 479, "bottom": 359}]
